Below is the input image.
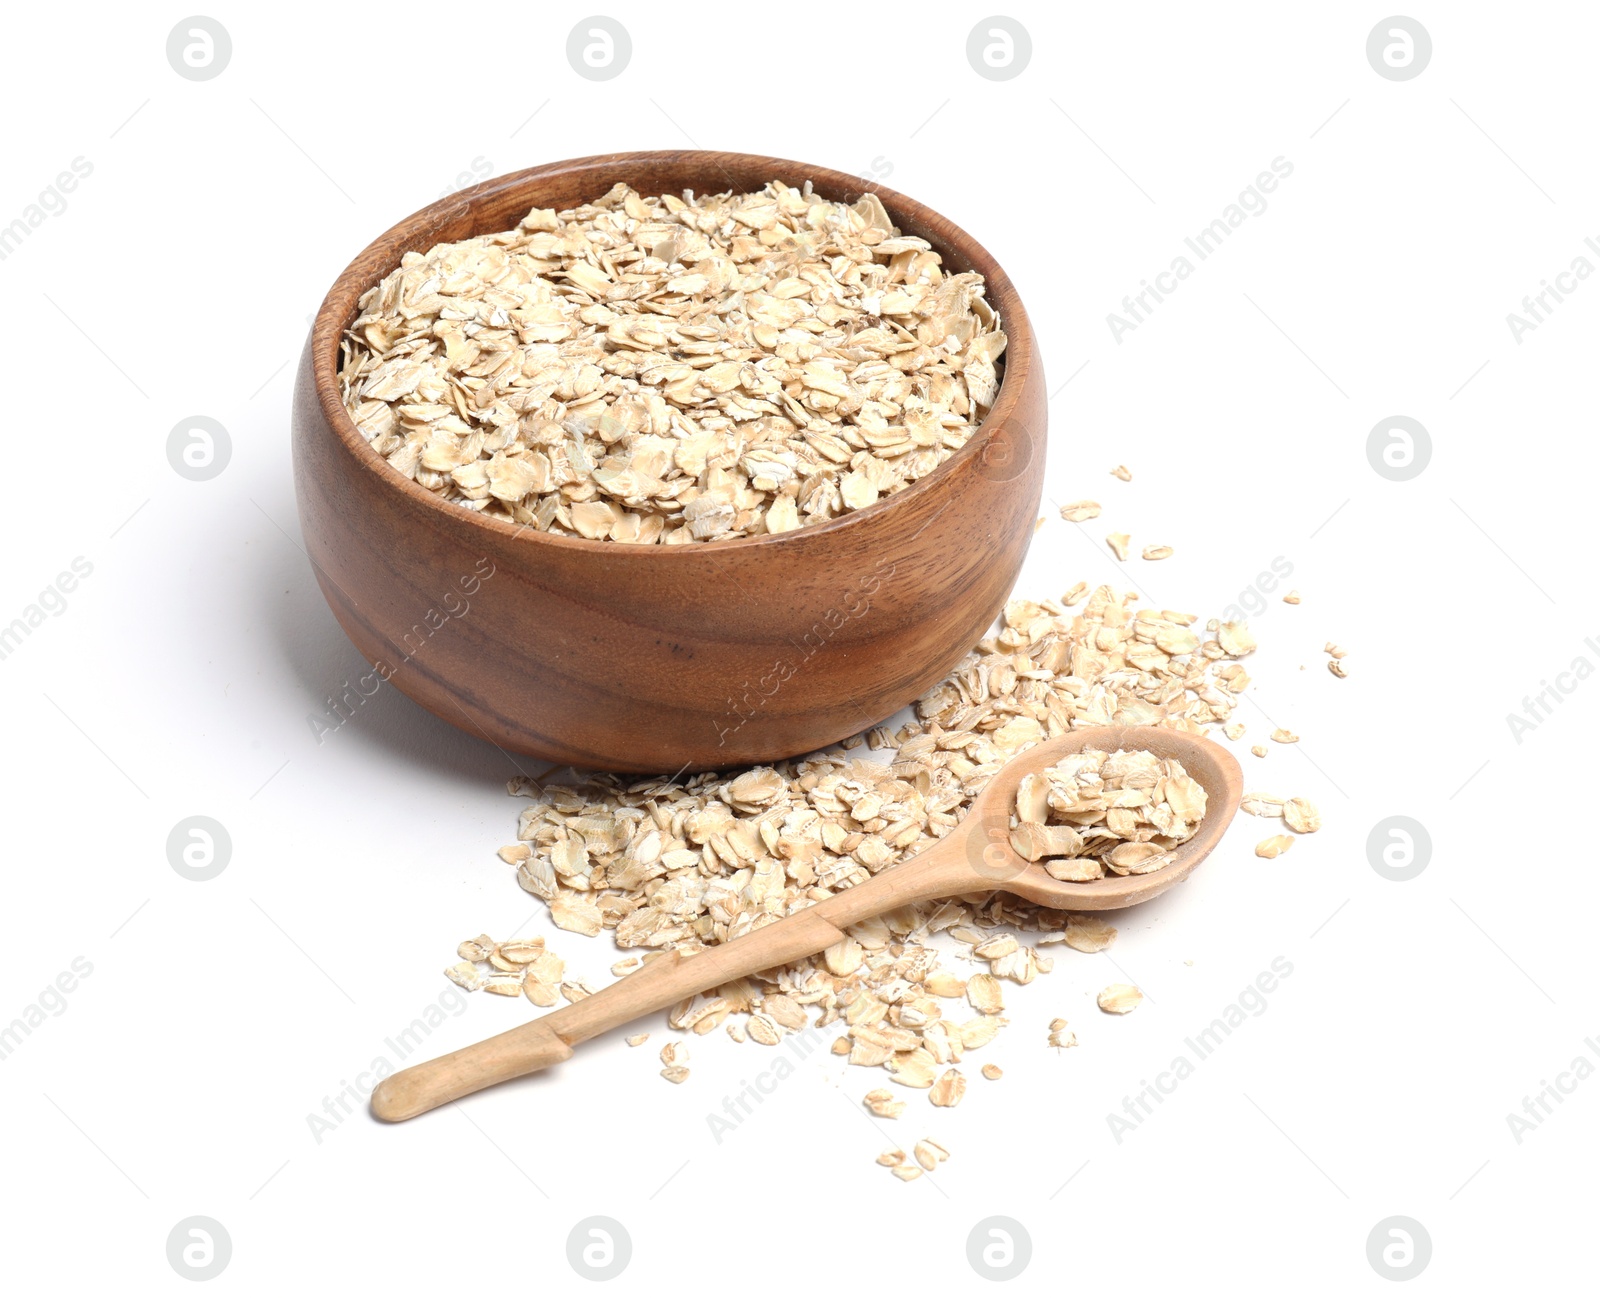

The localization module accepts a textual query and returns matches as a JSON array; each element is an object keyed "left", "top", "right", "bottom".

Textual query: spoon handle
[{"left": 369, "top": 833, "right": 977, "bottom": 1121}]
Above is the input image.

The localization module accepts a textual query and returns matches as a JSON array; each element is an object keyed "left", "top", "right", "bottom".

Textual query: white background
[{"left": 0, "top": 1, "right": 1591, "bottom": 1291}]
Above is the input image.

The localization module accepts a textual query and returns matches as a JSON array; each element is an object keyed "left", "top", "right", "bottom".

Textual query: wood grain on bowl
[{"left": 291, "top": 151, "right": 1046, "bottom": 772}]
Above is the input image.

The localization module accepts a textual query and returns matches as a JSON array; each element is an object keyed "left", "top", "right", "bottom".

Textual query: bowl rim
[{"left": 308, "top": 149, "right": 1035, "bottom": 557}]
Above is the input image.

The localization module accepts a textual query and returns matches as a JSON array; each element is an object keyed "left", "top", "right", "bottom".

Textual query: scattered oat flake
[
  {"left": 974, "top": 934, "right": 1019, "bottom": 960},
  {"left": 966, "top": 974, "right": 1004, "bottom": 1015},
  {"left": 891, "top": 1165, "right": 923, "bottom": 1181},
  {"left": 1061, "top": 916, "right": 1118, "bottom": 952},
  {"left": 982, "top": 1064, "right": 1003, "bottom": 1080},
  {"left": 550, "top": 891, "right": 603, "bottom": 935},
  {"left": 1284, "top": 798, "right": 1321, "bottom": 833},
  {"left": 444, "top": 962, "right": 483, "bottom": 991},
  {"left": 625, "top": 1033, "right": 650, "bottom": 1047},
  {"left": 930, "top": 1069, "right": 967, "bottom": 1107},
  {"left": 825, "top": 937, "right": 864, "bottom": 977},
  {"left": 660, "top": 1065, "right": 690, "bottom": 1084},
  {"left": 1328, "top": 659, "right": 1348, "bottom": 678},
  {"left": 1256, "top": 835, "right": 1294, "bottom": 858},
  {"left": 864, "top": 1089, "right": 906, "bottom": 1119},
  {"left": 457, "top": 935, "right": 495, "bottom": 961},
  {"left": 959, "top": 1016, "right": 1007, "bottom": 1051},
  {"left": 561, "top": 978, "right": 598, "bottom": 1002},
  {"left": 914, "top": 1138, "right": 950, "bottom": 1170},
  {"left": 1106, "top": 532, "right": 1131, "bottom": 561},
  {"left": 1111, "top": 465, "right": 1132, "bottom": 481},
  {"left": 1271, "top": 728, "right": 1299, "bottom": 744},
  {"left": 1251, "top": 745, "right": 1269, "bottom": 758},
  {"left": 877, "top": 1149, "right": 905, "bottom": 1167},
  {"left": 497, "top": 939, "right": 545, "bottom": 964},
  {"left": 1059, "top": 500, "right": 1101, "bottom": 522},
  {"left": 1217, "top": 622, "right": 1257, "bottom": 656},
  {"left": 1224, "top": 722, "right": 1246, "bottom": 740},
  {"left": 1048, "top": 1018, "right": 1079, "bottom": 1048},
  {"left": 1141, "top": 545, "right": 1173, "bottom": 561},
  {"left": 763, "top": 994, "right": 807, "bottom": 1031},
  {"left": 1097, "top": 984, "right": 1143, "bottom": 1014},
  {"left": 888, "top": 1050, "right": 939, "bottom": 1088},
  {"left": 1283, "top": 590, "right": 1301, "bottom": 604}
]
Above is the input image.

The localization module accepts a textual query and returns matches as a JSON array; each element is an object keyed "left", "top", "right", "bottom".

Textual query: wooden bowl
[{"left": 291, "top": 151, "right": 1046, "bottom": 773}]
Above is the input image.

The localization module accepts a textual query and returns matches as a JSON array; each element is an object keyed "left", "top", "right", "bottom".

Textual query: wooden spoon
[{"left": 370, "top": 725, "right": 1243, "bottom": 1122}]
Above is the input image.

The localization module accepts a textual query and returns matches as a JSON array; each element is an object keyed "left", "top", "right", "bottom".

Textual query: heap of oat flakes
[
  {"left": 477, "top": 584, "right": 1269, "bottom": 1108},
  {"left": 1011, "top": 748, "right": 1207, "bottom": 880},
  {"left": 340, "top": 180, "right": 1005, "bottom": 542}
]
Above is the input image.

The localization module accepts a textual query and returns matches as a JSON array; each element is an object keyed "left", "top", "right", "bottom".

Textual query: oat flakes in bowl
[{"left": 338, "top": 180, "right": 1006, "bottom": 543}]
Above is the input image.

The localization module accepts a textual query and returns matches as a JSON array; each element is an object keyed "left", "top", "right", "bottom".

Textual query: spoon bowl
[
  {"left": 371, "top": 725, "right": 1242, "bottom": 1121},
  {"left": 956, "top": 724, "right": 1245, "bottom": 911}
]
